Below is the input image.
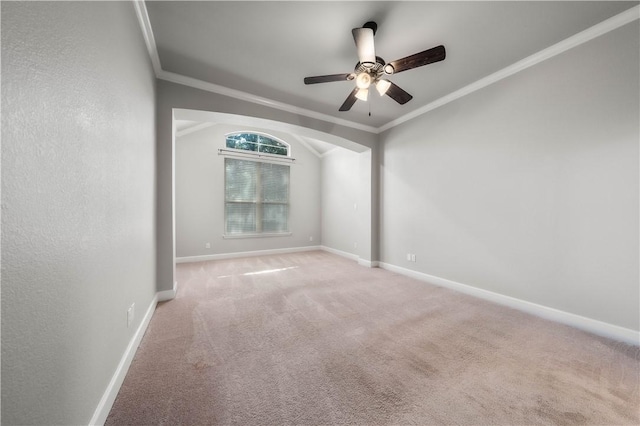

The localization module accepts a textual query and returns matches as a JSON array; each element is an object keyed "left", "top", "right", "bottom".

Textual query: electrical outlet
[
  {"left": 127, "top": 303, "right": 135, "bottom": 328},
  {"left": 205, "top": 242, "right": 211, "bottom": 249},
  {"left": 309, "top": 236, "right": 313, "bottom": 242},
  {"left": 411, "top": 254, "right": 416, "bottom": 262},
  {"left": 407, "top": 253, "right": 411, "bottom": 261}
]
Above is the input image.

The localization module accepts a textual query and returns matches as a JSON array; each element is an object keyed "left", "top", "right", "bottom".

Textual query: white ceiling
[{"left": 147, "top": 1, "right": 637, "bottom": 131}]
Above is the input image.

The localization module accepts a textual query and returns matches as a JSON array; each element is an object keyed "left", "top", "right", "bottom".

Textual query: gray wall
[
  {"left": 157, "top": 81, "right": 377, "bottom": 291},
  {"left": 321, "top": 148, "right": 360, "bottom": 256},
  {"left": 2, "top": 2, "right": 157, "bottom": 424},
  {"left": 379, "top": 22, "right": 639, "bottom": 331},
  {"left": 176, "top": 124, "right": 321, "bottom": 257}
]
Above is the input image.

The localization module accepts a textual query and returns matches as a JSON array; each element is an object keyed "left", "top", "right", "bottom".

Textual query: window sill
[{"left": 223, "top": 232, "right": 292, "bottom": 240}]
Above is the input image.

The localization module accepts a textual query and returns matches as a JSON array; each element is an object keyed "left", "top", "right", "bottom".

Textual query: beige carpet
[{"left": 107, "top": 251, "right": 639, "bottom": 425}]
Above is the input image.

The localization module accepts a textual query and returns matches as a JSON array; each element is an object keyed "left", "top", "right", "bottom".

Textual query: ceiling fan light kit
[
  {"left": 355, "top": 72, "right": 372, "bottom": 89},
  {"left": 376, "top": 79, "right": 391, "bottom": 96},
  {"left": 355, "top": 88, "right": 369, "bottom": 101},
  {"left": 304, "top": 21, "right": 446, "bottom": 112}
]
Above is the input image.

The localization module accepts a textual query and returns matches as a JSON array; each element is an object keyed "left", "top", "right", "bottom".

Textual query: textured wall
[
  {"left": 379, "top": 22, "right": 639, "bottom": 330},
  {"left": 2, "top": 2, "right": 156, "bottom": 424},
  {"left": 175, "top": 124, "right": 321, "bottom": 257}
]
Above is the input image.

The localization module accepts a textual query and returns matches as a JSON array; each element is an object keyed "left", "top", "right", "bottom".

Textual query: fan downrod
[{"left": 362, "top": 21, "right": 377, "bottom": 35}]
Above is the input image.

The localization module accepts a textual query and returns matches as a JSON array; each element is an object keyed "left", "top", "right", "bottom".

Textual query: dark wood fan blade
[
  {"left": 386, "top": 45, "right": 445, "bottom": 74},
  {"left": 304, "top": 74, "right": 352, "bottom": 85},
  {"left": 386, "top": 82, "right": 413, "bottom": 105},
  {"left": 339, "top": 88, "right": 358, "bottom": 111}
]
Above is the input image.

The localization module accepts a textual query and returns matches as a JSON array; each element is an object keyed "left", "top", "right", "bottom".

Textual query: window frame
[
  {"left": 224, "top": 131, "right": 292, "bottom": 158},
  {"left": 222, "top": 132, "right": 292, "bottom": 239}
]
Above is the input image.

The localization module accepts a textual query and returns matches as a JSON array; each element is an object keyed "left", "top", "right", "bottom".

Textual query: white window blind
[{"left": 225, "top": 158, "right": 290, "bottom": 235}]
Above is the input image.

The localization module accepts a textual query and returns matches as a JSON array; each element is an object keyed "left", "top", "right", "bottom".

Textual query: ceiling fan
[{"left": 303, "top": 21, "right": 446, "bottom": 112}]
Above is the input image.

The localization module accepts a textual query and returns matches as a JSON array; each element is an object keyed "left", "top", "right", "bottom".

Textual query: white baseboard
[
  {"left": 89, "top": 293, "right": 158, "bottom": 425},
  {"left": 358, "top": 258, "right": 379, "bottom": 268},
  {"left": 157, "top": 281, "right": 178, "bottom": 302},
  {"left": 320, "top": 245, "right": 358, "bottom": 261},
  {"left": 379, "top": 262, "right": 640, "bottom": 346},
  {"left": 318, "top": 246, "right": 379, "bottom": 268},
  {"left": 176, "top": 245, "right": 321, "bottom": 263}
]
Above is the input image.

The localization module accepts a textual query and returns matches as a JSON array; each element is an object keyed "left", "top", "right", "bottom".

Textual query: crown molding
[
  {"left": 157, "top": 69, "right": 378, "bottom": 134},
  {"left": 378, "top": 4, "right": 640, "bottom": 132},
  {"left": 289, "top": 134, "right": 322, "bottom": 158},
  {"left": 133, "top": 1, "right": 162, "bottom": 75},
  {"left": 175, "top": 122, "right": 215, "bottom": 138},
  {"left": 134, "top": 2, "right": 639, "bottom": 135},
  {"left": 320, "top": 147, "right": 340, "bottom": 158}
]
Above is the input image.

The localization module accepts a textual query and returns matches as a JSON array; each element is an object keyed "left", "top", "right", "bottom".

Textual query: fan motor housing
[{"left": 355, "top": 56, "right": 386, "bottom": 80}]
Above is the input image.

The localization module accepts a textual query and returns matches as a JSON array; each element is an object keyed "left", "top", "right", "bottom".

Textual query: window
[
  {"left": 226, "top": 132, "right": 289, "bottom": 156},
  {"left": 223, "top": 132, "right": 291, "bottom": 236}
]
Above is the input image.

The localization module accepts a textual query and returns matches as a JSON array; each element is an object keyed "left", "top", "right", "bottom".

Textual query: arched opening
[{"left": 166, "top": 109, "right": 377, "bottom": 298}]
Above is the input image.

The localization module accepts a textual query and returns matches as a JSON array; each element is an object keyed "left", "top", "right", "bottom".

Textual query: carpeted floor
[{"left": 107, "top": 251, "right": 639, "bottom": 425}]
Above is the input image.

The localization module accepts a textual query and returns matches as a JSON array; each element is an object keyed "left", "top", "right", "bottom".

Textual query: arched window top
[{"left": 225, "top": 132, "right": 290, "bottom": 156}]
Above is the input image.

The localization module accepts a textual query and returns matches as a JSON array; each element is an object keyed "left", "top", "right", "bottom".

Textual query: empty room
[{"left": 2, "top": 1, "right": 639, "bottom": 425}]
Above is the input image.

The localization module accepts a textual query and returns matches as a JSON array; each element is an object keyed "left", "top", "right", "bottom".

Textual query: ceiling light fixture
[
  {"left": 376, "top": 79, "right": 391, "bottom": 96},
  {"left": 355, "top": 72, "right": 372, "bottom": 89},
  {"left": 303, "top": 20, "right": 446, "bottom": 112},
  {"left": 355, "top": 88, "right": 369, "bottom": 101}
]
